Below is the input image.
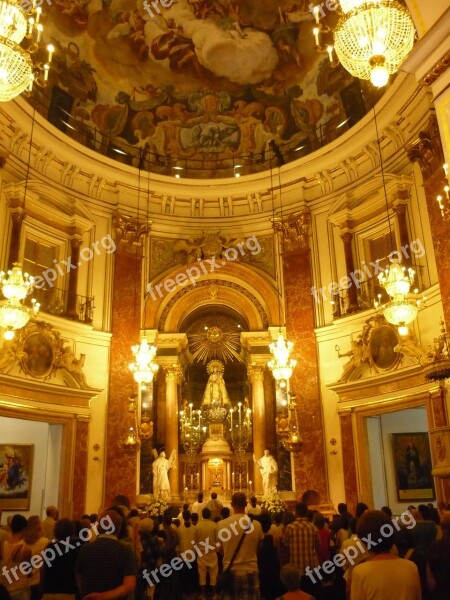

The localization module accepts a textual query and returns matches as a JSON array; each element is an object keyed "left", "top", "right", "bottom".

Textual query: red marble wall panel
[
  {"left": 104, "top": 251, "right": 141, "bottom": 506},
  {"left": 284, "top": 248, "right": 328, "bottom": 501},
  {"left": 72, "top": 419, "right": 89, "bottom": 518},
  {"left": 339, "top": 413, "right": 358, "bottom": 513}
]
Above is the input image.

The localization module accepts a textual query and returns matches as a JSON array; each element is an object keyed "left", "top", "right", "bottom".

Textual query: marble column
[
  {"left": 248, "top": 364, "right": 266, "bottom": 495},
  {"left": 338, "top": 409, "right": 358, "bottom": 514},
  {"left": 73, "top": 418, "right": 89, "bottom": 517},
  {"left": 163, "top": 364, "right": 182, "bottom": 501},
  {"left": 275, "top": 212, "right": 328, "bottom": 501},
  {"left": 341, "top": 231, "right": 358, "bottom": 312},
  {"left": 104, "top": 214, "right": 149, "bottom": 506}
]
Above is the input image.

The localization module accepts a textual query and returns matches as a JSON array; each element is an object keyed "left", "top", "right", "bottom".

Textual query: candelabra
[
  {"left": 420, "top": 319, "right": 450, "bottom": 381},
  {"left": 229, "top": 401, "right": 252, "bottom": 457},
  {"left": 436, "top": 163, "right": 450, "bottom": 219},
  {"left": 180, "top": 403, "right": 206, "bottom": 456},
  {"left": 275, "top": 390, "right": 303, "bottom": 454}
]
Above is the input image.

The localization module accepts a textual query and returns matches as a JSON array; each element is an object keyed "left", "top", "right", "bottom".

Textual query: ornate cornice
[
  {"left": 419, "top": 50, "right": 450, "bottom": 87},
  {"left": 112, "top": 212, "right": 152, "bottom": 254},
  {"left": 273, "top": 211, "right": 311, "bottom": 253}
]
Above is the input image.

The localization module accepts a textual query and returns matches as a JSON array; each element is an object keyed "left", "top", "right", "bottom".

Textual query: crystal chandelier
[
  {"left": 312, "top": 1, "right": 415, "bottom": 87},
  {"left": 374, "top": 263, "right": 423, "bottom": 335},
  {"left": 0, "top": 263, "right": 39, "bottom": 339},
  {"left": 420, "top": 319, "right": 450, "bottom": 381},
  {"left": 0, "top": 0, "right": 54, "bottom": 101},
  {"left": 268, "top": 332, "right": 297, "bottom": 383},
  {"left": 129, "top": 336, "right": 159, "bottom": 385}
]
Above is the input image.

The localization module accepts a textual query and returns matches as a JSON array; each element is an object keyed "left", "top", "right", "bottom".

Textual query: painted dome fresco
[{"left": 34, "top": 0, "right": 388, "bottom": 178}]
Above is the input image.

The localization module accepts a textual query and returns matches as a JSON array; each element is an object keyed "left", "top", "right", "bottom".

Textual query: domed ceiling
[{"left": 35, "top": 0, "right": 385, "bottom": 178}]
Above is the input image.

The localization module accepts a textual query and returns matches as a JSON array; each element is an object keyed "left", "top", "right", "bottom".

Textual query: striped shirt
[{"left": 282, "top": 518, "right": 319, "bottom": 576}]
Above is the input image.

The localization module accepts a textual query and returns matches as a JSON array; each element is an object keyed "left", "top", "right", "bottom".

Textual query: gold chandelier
[
  {"left": 276, "top": 392, "right": 303, "bottom": 453},
  {"left": 129, "top": 335, "right": 159, "bottom": 385},
  {"left": 268, "top": 331, "right": 297, "bottom": 383},
  {"left": 121, "top": 395, "right": 141, "bottom": 454},
  {"left": 374, "top": 263, "right": 423, "bottom": 335},
  {"left": 313, "top": 0, "right": 415, "bottom": 87},
  {"left": 0, "top": 0, "right": 54, "bottom": 101},
  {"left": 420, "top": 319, "right": 450, "bottom": 381},
  {"left": 0, "top": 263, "right": 39, "bottom": 340}
]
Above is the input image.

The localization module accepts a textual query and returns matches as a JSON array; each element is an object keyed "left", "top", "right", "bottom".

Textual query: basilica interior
[{"left": 1, "top": 0, "right": 450, "bottom": 521}]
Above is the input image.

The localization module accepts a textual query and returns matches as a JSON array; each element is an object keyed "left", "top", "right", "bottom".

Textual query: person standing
[
  {"left": 190, "top": 493, "right": 207, "bottom": 521},
  {"left": 23, "top": 517, "right": 49, "bottom": 600},
  {"left": 41, "top": 506, "right": 58, "bottom": 541},
  {"left": 195, "top": 508, "right": 218, "bottom": 600},
  {"left": 76, "top": 510, "right": 136, "bottom": 600},
  {"left": 282, "top": 503, "right": 320, "bottom": 597},
  {"left": 0, "top": 514, "right": 31, "bottom": 600},
  {"left": 206, "top": 493, "right": 223, "bottom": 521},
  {"left": 218, "top": 492, "right": 264, "bottom": 600},
  {"left": 427, "top": 511, "right": 450, "bottom": 600}
]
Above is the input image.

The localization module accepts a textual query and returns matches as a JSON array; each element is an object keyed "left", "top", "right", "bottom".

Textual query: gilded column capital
[
  {"left": 340, "top": 231, "right": 353, "bottom": 244},
  {"left": 273, "top": 211, "right": 311, "bottom": 253},
  {"left": 113, "top": 212, "right": 152, "bottom": 255},
  {"left": 163, "top": 364, "right": 183, "bottom": 383},
  {"left": 337, "top": 407, "right": 353, "bottom": 416},
  {"left": 247, "top": 364, "right": 265, "bottom": 382}
]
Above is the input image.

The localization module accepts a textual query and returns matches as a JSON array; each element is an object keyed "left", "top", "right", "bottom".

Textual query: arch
[{"left": 144, "top": 261, "right": 280, "bottom": 332}]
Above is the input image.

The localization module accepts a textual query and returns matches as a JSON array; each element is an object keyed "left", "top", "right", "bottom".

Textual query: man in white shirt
[
  {"left": 191, "top": 493, "right": 207, "bottom": 521},
  {"left": 218, "top": 492, "right": 264, "bottom": 600},
  {"left": 195, "top": 507, "right": 218, "bottom": 600}
]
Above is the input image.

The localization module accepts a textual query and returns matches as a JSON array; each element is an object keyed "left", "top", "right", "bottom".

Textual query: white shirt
[
  {"left": 351, "top": 556, "right": 421, "bottom": 600},
  {"left": 191, "top": 501, "right": 207, "bottom": 520},
  {"left": 195, "top": 519, "right": 218, "bottom": 567},
  {"left": 218, "top": 513, "right": 264, "bottom": 574}
]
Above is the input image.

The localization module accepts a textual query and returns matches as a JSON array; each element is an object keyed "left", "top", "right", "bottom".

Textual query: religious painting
[
  {"left": 391, "top": 433, "right": 435, "bottom": 502},
  {"left": 0, "top": 444, "right": 34, "bottom": 510},
  {"left": 22, "top": 332, "right": 55, "bottom": 378},
  {"left": 369, "top": 325, "right": 400, "bottom": 371}
]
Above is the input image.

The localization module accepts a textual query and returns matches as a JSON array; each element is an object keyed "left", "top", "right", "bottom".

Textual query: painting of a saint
[
  {"left": 392, "top": 433, "right": 435, "bottom": 502},
  {"left": 0, "top": 445, "right": 34, "bottom": 510}
]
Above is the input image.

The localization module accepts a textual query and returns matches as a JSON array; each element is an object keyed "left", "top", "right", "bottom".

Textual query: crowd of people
[{"left": 0, "top": 494, "right": 449, "bottom": 600}]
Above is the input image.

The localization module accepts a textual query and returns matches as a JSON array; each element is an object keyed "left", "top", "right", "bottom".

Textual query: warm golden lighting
[
  {"left": 268, "top": 332, "right": 297, "bottom": 382},
  {"left": 129, "top": 336, "right": 159, "bottom": 384},
  {"left": 0, "top": 263, "right": 39, "bottom": 339},
  {"left": 0, "top": 0, "right": 53, "bottom": 101},
  {"left": 321, "top": 0, "right": 415, "bottom": 86}
]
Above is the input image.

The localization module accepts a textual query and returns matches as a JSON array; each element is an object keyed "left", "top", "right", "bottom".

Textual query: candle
[
  {"left": 230, "top": 408, "right": 233, "bottom": 430},
  {"left": 313, "top": 27, "right": 319, "bottom": 46},
  {"left": 313, "top": 5, "right": 320, "bottom": 23},
  {"left": 44, "top": 64, "right": 49, "bottom": 82},
  {"left": 36, "top": 23, "right": 43, "bottom": 43},
  {"left": 232, "top": 472, "right": 235, "bottom": 488},
  {"left": 189, "top": 403, "right": 193, "bottom": 423},
  {"left": 238, "top": 402, "right": 242, "bottom": 426},
  {"left": 249, "top": 480, "right": 252, "bottom": 492},
  {"left": 183, "top": 474, "right": 186, "bottom": 488},
  {"left": 47, "top": 44, "right": 54, "bottom": 63},
  {"left": 444, "top": 163, "right": 448, "bottom": 178},
  {"left": 327, "top": 45, "right": 334, "bottom": 63}
]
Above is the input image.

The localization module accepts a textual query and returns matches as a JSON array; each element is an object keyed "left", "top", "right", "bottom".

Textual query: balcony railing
[{"left": 26, "top": 286, "right": 94, "bottom": 324}]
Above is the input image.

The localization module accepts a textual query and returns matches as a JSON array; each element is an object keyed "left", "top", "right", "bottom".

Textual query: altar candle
[
  {"left": 327, "top": 45, "right": 334, "bottom": 63},
  {"left": 230, "top": 408, "right": 233, "bottom": 430},
  {"left": 313, "top": 5, "right": 320, "bottom": 23},
  {"left": 313, "top": 27, "right": 319, "bottom": 46},
  {"left": 189, "top": 403, "right": 193, "bottom": 423},
  {"left": 238, "top": 403, "right": 242, "bottom": 425},
  {"left": 183, "top": 474, "right": 186, "bottom": 488},
  {"left": 232, "top": 472, "right": 235, "bottom": 488}
]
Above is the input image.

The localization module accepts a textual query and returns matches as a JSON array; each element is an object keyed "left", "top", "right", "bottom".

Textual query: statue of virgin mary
[{"left": 201, "top": 360, "right": 231, "bottom": 408}]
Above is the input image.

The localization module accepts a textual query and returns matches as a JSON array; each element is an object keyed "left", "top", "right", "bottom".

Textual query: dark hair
[
  {"left": 54, "top": 518, "right": 75, "bottom": 541},
  {"left": 220, "top": 507, "right": 230, "bottom": 519},
  {"left": 355, "top": 502, "right": 369, "bottom": 518},
  {"left": 381, "top": 506, "right": 392, "bottom": 518},
  {"left": 338, "top": 503, "right": 347, "bottom": 515},
  {"left": 282, "top": 511, "right": 295, "bottom": 526},
  {"left": 418, "top": 504, "right": 430, "bottom": 520},
  {"left": 356, "top": 510, "right": 394, "bottom": 554},
  {"left": 313, "top": 513, "right": 325, "bottom": 529},
  {"left": 191, "top": 513, "right": 199, "bottom": 525},
  {"left": 112, "top": 495, "right": 130, "bottom": 509},
  {"left": 11, "top": 514, "right": 28, "bottom": 534},
  {"left": 231, "top": 492, "right": 247, "bottom": 509},
  {"left": 197, "top": 493, "right": 204, "bottom": 502},
  {"left": 258, "top": 511, "right": 272, "bottom": 533},
  {"left": 395, "top": 527, "right": 416, "bottom": 556},
  {"left": 0, "top": 583, "right": 11, "bottom": 600},
  {"left": 108, "top": 505, "right": 128, "bottom": 538},
  {"left": 340, "top": 514, "right": 350, "bottom": 530},
  {"left": 129, "top": 509, "right": 139, "bottom": 519},
  {"left": 211, "top": 492, "right": 217, "bottom": 499},
  {"left": 273, "top": 512, "right": 283, "bottom": 525},
  {"left": 295, "top": 503, "right": 308, "bottom": 518},
  {"left": 182, "top": 510, "right": 191, "bottom": 522},
  {"left": 250, "top": 496, "right": 257, "bottom": 506},
  {"left": 202, "top": 507, "right": 211, "bottom": 519},
  {"left": 89, "top": 513, "right": 98, "bottom": 523},
  {"left": 349, "top": 517, "right": 358, "bottom": 534}
]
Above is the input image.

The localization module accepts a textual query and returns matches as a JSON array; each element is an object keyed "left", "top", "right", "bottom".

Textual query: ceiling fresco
[{"left": 34, "top": 0, "right": 384, "bottom": 177}]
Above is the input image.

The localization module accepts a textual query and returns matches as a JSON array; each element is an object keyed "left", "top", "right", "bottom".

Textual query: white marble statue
[
  {"left": 254, "top": 449, "right": 278, "bottom": 498},
  {"left": 152, "top": 449, "right": 176, "bottom": 499}
]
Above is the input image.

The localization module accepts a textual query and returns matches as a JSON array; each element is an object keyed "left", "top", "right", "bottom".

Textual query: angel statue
[{"left": 152, "top": 448, "right": 176, "bottom": 500}]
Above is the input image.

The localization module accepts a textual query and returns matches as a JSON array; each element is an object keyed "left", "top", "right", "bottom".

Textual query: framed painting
[
  {"left": 391, "top": 433, "right": 435, "bottom": 502},
  {"left": 0, "top": 444, "right": 34, "bottom": 510}
]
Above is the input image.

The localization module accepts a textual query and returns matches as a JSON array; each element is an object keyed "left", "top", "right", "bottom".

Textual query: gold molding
[{"left": 419, "top": 51, "right": 450, "bottom": 87}]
